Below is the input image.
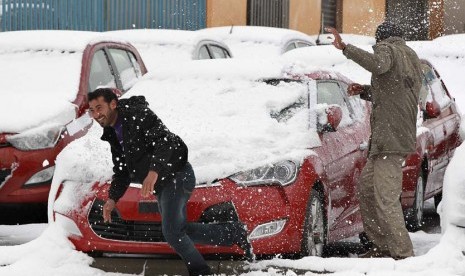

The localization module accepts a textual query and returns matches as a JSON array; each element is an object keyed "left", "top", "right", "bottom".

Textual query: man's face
[{"left": 88, "top": 96, "right": 118, "bottom": 127}]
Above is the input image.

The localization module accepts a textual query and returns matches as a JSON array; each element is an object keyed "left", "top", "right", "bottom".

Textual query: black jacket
[{"left": 101, "top": 96, "right": 188, "bottom": 202}]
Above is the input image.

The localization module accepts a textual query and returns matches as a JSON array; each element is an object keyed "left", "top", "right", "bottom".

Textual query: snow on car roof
[
  {"left": 0, "top": 30, "right": 106, "bottom": 53},
  {"left": 106, "top": 29, "right": 231, "bottom": 69},
  {"left": 281, "top": 44, "right": 373, "bottom": 84},
  {"left": 197, "top": 26, "right": 315, "bottom": 58},
  {"left": 199, "top": 26, "right": 314, "bottom": 44},
  {"left": 107, "top": 29, "right": 209, "bottom": 46}
]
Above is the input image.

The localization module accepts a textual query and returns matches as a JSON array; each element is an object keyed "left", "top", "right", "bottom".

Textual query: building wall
[
  {"left": 289, "top": 0, "right": 321, "bottom": 35},
  {"left": 444, "top": 0, "right": 465, "bottom": 34},
  {"left": 341, "top": 0, "right": 385, "bottom": 36},
  {"left": 206, "top": 0, "right": 247, "bottom": 27},
  {"left": 429, "top": 0, "right": 445, "bottom": 38}
]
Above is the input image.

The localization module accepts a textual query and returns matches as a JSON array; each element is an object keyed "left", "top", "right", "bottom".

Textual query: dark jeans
[{"left": 156, "top": 162, "right": 236, "bottom": 276}]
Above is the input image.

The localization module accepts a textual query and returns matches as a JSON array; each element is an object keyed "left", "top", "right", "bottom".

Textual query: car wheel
[
  {"left": 405, "top": 172, "right": 425, "bottom": 232},
  {"left": 301, "top": 189, "right": 326, "bottom": 257}
]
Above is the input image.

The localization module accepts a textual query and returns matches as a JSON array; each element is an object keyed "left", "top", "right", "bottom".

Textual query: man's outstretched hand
[
  {"left": 103, "top": 199, "right": 116, "bottom": 223},
  {"left": 324, "top": 27, "right": 346, "bottom": 50},
  {"left": 141, "top": 170, "right": 158, "bottom": 197}
]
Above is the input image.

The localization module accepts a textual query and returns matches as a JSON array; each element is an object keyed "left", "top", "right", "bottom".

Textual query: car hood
[{"left": 0, "top": 96, "right": 76, "bottom": 134}]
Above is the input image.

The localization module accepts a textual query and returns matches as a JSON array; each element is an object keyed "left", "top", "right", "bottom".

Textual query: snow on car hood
[
  {"left": 0, "top": 46, "right": 82, "bottom": 133},
  {"left": 126, "top": 71, "right": 317, "bottom": 183}
]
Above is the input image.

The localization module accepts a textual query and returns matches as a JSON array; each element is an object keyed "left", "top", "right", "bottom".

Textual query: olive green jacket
[{"left": 343, "top": 37, "right": 422, "bottom": 156}]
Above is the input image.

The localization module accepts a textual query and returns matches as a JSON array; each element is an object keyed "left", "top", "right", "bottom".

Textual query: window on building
[
  {"left": 322, "top": 0, "right": 338, "bottom": 29},
  {"left": 247, "top": 0, "right": 289, "bottom": 28}
]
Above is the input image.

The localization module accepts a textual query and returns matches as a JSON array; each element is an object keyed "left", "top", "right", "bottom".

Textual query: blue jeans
[{"left": 156, "top": 162, "right": 236, "bottom": 276}]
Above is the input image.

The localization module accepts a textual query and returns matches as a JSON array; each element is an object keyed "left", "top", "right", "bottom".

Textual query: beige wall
[
  {"left": 289, "top": 0, "right": 321, "bottom": 35},
  {"left": 444, "top": 0, "right": 465, "bottom": 34},
  {"left": 341, "top": 0, "right": 385, "bottom": 36},
  {"left": 206, "top": 0, "right": 247, "bottom": 27}
]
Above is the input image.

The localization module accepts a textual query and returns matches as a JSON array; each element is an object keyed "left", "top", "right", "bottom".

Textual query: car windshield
[{"left": 266, "top": 79, "right": 308, "bottom": 122}]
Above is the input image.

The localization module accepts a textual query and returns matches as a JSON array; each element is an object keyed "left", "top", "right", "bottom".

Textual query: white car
[
  {"left": 197, "top": 26, "right": 315, "bottom": 59},
  {"left": 106, "top": 29, "right": 232, "bottom": 70}
]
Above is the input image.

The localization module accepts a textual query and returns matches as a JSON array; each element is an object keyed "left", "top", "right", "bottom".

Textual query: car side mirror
[
  {"left": 425, "top": 101, "right": 441, "bottom": 119},
  {"left": 317, "top": 105, "right": 342, "bottom": 132}
]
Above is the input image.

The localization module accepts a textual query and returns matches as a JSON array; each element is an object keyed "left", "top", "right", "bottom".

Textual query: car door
[
  {"left": 420, "top": 62, "right": 459, "bottom": 192},
  {"left": 316, "top": 79, "right": 366, "bottom": 237}
]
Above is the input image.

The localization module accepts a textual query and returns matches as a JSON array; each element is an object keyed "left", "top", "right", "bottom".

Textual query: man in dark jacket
[
  {"left": 325, "top": 22, "right": 422, "bottom": 259},
  {"left": 88, "top": 88, "right": 254, "bottom": 276}
]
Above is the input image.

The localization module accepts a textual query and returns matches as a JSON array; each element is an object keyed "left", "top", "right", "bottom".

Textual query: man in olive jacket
[
  {"left": 326, "top": 22, "right": 422, "bottom": 259},
  {"left": 88, "top": 88, "right": 254, "bottom": 276}
]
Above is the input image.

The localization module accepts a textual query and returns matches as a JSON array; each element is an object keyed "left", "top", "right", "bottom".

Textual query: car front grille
[
  {"left": 88, "top": 199, "right": 239, "bottom": 243},
  {"left": 88, "top": 199, "right": 165, "bottom": 242},
  {"left": 0, "top": 169, "right": 12, "bottom": 185}
]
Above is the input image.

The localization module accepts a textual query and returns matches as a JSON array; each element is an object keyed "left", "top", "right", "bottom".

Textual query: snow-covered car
[
  {"left": 196, "top": 26, "right": 315, "bottom": 59},
  {"left": 106, "top": 29, "right": 232, "bottom": 71},
  {"left": 0, "top": 31, "right": 147, "bottom": 215},
  {"left": 50, "top": 59, "right": 370, "bottom": 257},
  {"left": 282, "top": 44, "right": 462, "bottom": 230},
  {"left": 404, "top": 59, "right": 463, "bottom": 230}
]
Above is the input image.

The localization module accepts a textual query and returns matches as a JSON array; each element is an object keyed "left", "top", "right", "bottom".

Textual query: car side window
[
  {"left": 339, "top": 82, "right": 366, "bottom": 121},
  {"left": 209, "top": 45, "right": 229, "bottom": 59},
  {"left": 198, "top": 45, "right": 211, "bottom": 59},
  {"left": 297, "top": 41, "right": 313, "bottom": 48},
  {"left": 317, "top": 81, "right": 353, "bottom": 126},
  {"left": 419, "top": 70, "right": 433, "bottom": 110},
  {"left": 108, "top": 48, "right": 140, "bottom": 91},
  {"left": 88, "top": 50, "right": 116, "bottom": 93},
  {"left": 285, "top": 42, "right": 297, "bottom": 52},
  {"left": 422, "top": 63, "right": 450, "bottom": 109}
]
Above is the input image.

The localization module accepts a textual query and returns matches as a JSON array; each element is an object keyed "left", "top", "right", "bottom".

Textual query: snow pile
[
  {"left": 440, "top": 143, "right": 465, "bottom": 230},
  {"left": 0, "top": 224, "right": 110, "bottom": 276},
  {"left": 47, "top": 123, "right": 113, "bottom": 220}
]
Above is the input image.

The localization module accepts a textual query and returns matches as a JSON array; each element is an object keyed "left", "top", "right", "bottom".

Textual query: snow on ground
[
  {"left": 0, "top": 224, "right": 47, "bottom": 246},
  {"left": 1, "top": 33, "right": 465, "bottom": 275}
]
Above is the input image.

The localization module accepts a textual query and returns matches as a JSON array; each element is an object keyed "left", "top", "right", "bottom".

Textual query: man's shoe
[
  {"left": 358, "top": 247, "right": 391, "bottom": 258},
  {"left": 234, "top": 222, "right": 256, "bottom": 262}
]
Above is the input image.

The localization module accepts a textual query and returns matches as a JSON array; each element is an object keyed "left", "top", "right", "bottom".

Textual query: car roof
[
  {"left": 107, "top": 29, "right": 228, "bottom": 47},
  {"left": 106, "top": 29, "right": 232, "bottom": 66},
  {"left": 197, "top": 26, "right": 315, "bottom": 57},
  {"left": 0, "top": 30, "right": 117, "bottom": 53},
  {"left": 198, "top": 26, "right": 315, "bottom": 45}
]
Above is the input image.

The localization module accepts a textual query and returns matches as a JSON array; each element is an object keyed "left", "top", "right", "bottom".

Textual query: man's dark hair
[
  {"left": 375, "top": 21, "right": 404, "bottom": 42},
  {"left": 88, "top": 88, "right": 118, "bottom": 103}
]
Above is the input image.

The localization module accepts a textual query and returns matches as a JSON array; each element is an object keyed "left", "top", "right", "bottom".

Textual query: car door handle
[{"left": 359, "top": 142, "right": 368, "bottom": 151}]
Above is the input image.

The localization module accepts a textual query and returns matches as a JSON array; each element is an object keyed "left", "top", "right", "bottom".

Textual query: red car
[
  {"left": 0, "top": 31, "right": 147, "bottom": 221},
  {"left": 401, "top": 60, "right": 462, "bottom": 230},
  {"left": 51, "top": 69, "right": 370, "bottom": 257},
  {"left": 51, "top": 61, "right": 460, "bottom": 258}
]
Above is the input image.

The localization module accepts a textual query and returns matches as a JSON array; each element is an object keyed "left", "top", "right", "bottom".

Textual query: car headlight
[
  {"left": 6, "top": 124, "right": 65, "bottom": 151},
  {"left": 229, "top": 161, "right": 298, "bottom": 186}
]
